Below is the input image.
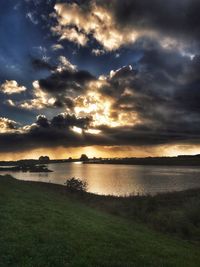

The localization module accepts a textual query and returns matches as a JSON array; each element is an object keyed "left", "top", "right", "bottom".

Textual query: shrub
[{"left": 65, "top": 177, "right": 87, "bottom": 192}]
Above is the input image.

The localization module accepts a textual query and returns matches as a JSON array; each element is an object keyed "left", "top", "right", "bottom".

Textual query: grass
[
  {"left": 77, "top": 188, "right": 200, "bottom": 243},
  {"left": 0, "top": 175, "right": 200, "bottom": 267}
]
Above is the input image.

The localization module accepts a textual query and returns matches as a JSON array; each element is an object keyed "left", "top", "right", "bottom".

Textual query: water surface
[{"left": 1, "top": 163, "right": 200, "bottom": 196}]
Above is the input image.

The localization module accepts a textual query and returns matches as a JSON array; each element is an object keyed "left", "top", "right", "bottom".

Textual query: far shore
[
  {"left": 0, "top": 164, "right": 52, "bottom": 173},
  {"left": 1, "top": 154, "right": 200, "bottom": 167}
]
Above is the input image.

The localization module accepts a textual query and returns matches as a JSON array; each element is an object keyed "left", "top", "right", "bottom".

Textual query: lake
[{"left": 1, "top": 162, "right": 200, "bottom": 196}]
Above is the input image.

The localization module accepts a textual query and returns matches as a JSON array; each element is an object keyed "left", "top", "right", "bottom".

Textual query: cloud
[
  {"left": 1, "top": 42, "right": 200, "bottom": 153},
  {"left": 10, "top": 57, "right": 93, "bottom": 110},
  {"left": 31, "top": 56, "right": 77, "bottom": 72},
  {"left": 107, "top": 0, "right": 200, "bottom": 42},
  {"left": 0, "top": 110, "right": 200, "bottom": 153},
  {"left": 18, "top": 80, "right": 57, "bottom": 110},
  {"left": 9, "top": 40, "right": 200, "bottom": 144},
  {"left": 26, "top": 11, "right": 39, "bottom": 25},
  {"left": 50, "top": 113, "right": 91, "bottom": 130},
  {"left": 0, "top": 113, "right": 94, "bottom": 152},
  {"left": 52, "top": 26, "right": 88, "bottom": 47},
  {"left": 6, "top": 99, "right": 15, "bottom": 107},
  {"left": 51, "top": 44, "right": 64, "bottom": 51},
  {"left": 1, "top": 0, "right": 200, "bottom": 156},
  {"left": 56, "top": 56, "right": 77, "bottom": 72},
  {"left": 50, "top": 0, "right": 200, "bottom": 54},
  {"left": 92, "top": 49, "right": 106, "bottom": 56},
  {"left": 73, "top": 77, "right": 139, "bottom": 128},
  {"left": 0, "top": 80, "right": 26, "bottom": 95},
  {"left": 37, "top": 68, "right": 95, "bottom": 100},
  {"left": 96, "top": 46, "right": 200, "bottom": 145},
  {"left": 0, "top": 117, "right": 18, "bottom": 133},
  {"left": 52, "top": 2, "right": 141, "bottom": 51}
]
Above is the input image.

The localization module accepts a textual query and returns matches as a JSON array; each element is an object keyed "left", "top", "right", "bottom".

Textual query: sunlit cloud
[
  {"left": 19, "top": 81, "right": 52, "bottom": 110},
  {"left": 6, "top": 99, "right": 15, "bottom": 107},
  {"left": 0, "top": 80, "right": 26, "bottom": 95},
  {"left": 53, "top": 2, "right": 141, "bottom": 51},
  {"left": 51, "top": 0, "right": 200, "bottom": 56},
  {"left": 92, "top": 49, "right": 106, "bottom": 56},
  {"left": 0, "top": 117, "right": 18, "bottom": 133},
  {"left": 72, "top": 126, "right": 83, "bottom": 134},
  {"left": 74, "top": 78, "right": 140, "bottom": 127},
  {"left": 51, "top": 23, "right": 88, "bottom": 47},
  {"left": 51, "top": 43, "right": 64, "bottom": 51},
  {"left": 56, "top": 56, "right": 77, "bottom": 72},
  {"left": 85, "top": 128, "right": 101, "bottom": 135}
]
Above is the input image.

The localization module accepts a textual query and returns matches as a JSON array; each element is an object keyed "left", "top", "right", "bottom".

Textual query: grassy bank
[
  {"left": 78, "top": 188, "right": 200, "bottom": 243},
  {"left": 0, "top": 175, "right": 200, "bottom": 267}
]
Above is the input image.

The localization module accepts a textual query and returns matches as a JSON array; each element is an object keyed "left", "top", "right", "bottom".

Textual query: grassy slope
[
  {"left": 79, "top": 188, "right": 200, "bottom": 242},
  {"left": 0, "top": 176, "right": 200, "bottom": 267}
]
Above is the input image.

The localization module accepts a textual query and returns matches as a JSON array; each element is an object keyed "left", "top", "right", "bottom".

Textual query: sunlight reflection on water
[{"left": 1, "top": 163, "right": 200, "bottom": 196}]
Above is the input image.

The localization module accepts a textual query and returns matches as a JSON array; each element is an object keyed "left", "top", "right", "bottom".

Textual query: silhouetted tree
[
  {"left": 39, "top": 156, "right": 50, "bottom": 162},
  {"left": 80, "top": 154, "right": 88, "bottom": 161}
]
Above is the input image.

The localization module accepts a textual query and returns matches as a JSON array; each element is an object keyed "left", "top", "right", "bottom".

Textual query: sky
[{"left": 0, "top": 0, "right": 200, "bottom": 160}]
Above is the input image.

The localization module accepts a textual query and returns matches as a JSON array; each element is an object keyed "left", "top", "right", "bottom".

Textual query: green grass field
[{"left": 0, "top": 175, "right": 200, "bottom": 267}]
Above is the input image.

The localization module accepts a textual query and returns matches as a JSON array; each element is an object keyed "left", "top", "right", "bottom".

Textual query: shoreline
[
  {"left": 1, "top": 154, "right": 200, "bottom": 167},
  {"left": 3, "top": 174, "right": 200, "bottom": 198}
]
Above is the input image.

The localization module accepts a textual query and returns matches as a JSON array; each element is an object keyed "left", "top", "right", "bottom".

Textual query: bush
[{"left": 65, "top": 177, "right": 87, "bottom": 192}]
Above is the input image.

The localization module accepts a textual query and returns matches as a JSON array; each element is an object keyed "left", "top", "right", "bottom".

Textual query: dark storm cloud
[
  {"left": 99, "top": 0, "right": 200, "bottom": 45},
  {"left": 36, "top": 115, "right": 50, "bottom": 128},
  {"left": 39, "top": 69, "right": 95, "bottom": 94},
  {"left": 35, "top": 113, "right": 91, "bottom": 130},
  {"left": 99, "top": 42, "right": 200, "bottom": 145},
  {"left": 0, "top": 113, "right": 92, "bottom": 152},
  {"left": 50, "top": 113, "right": 91, "bottom": 129},
  {"left": 1, "top": 113, "right": 200, "bottom": 153},
  {"left": 53, "top": 97, "right": 75, "bottom": 109},
  {"left": 97, "top": 125, "right": 200, "bottom": 146}
]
